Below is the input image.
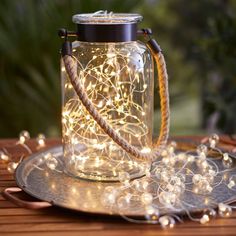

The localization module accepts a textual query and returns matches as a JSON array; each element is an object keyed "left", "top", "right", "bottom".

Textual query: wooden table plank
[
  {"left": 2, "top": 224, "right": 236, "bottom": 236},
  {"left": 0, "top": 138, "right": 236, "bottom": 236},
  {"left": 1, "top": 230, "right": 236, "bottom": 236}
]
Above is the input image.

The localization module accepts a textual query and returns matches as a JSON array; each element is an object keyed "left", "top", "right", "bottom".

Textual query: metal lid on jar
[{"left": 72, "top": 11, "right": 142, "bottom": 42}]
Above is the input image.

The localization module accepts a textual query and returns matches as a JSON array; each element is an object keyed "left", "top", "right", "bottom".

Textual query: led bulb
[
  {"left": 7, "top": 162, "right": 18, "bottom": 173},
  {"left": 145, "top": 206, "right": 159, "bottom": 223},
  {"left": 228, "top": 175, "right": 236, "bottom": 189},
  {"left": 0, "top": 151, "right": 9, "bottom": 161},
  {"left": 118, "top": 172, "right": 130, "bottom": 184},
  {"left": 19, "top": 130, "right": 30, "bottom": 144},
  {"left": 177, "top": 153, "right": 186, "bottom": 162},
  {"left": 45, "top": 153, "right": 58, "bottom": 170},
  {"left": 197, "top": 144, "right": 208, "bottom": 155},
  {"left": 198, "top": 179, "right": 212, "bottom": 194},
  {"left": 117, "top": 196, "right": 129, "bottom": 209},
  {"left": 192, "top": 174, "right": 203, "bottom": 185},
  {"left": 159, "top": 215, "right": 175, "bottom": 229},
  {"left": 209, "top": 134, "right": 219, "bottom": 148},
  {"left": 218, "top": 203, "right": 232, "bottom": 217},
  {"left": 141, "top": 147, "right": 151, "bottom": 154},
  {"left": 36, "top": 134, "right": 46, "bottom": 148},
  {"left": 102, "top": 192, "right": 116, "bottom": 206},
  {"left": 141, "top": 192, "right": 153, "bottom": 205},
  {"left": 222, "top": 154, "right": 233, "bottom": 168},
  {"left": 200, "top": 214, "right": 210, "bottom": 224},
  {"left": 187, "top": 155, "right": 195, "bottom": 163},
  {"left": 203, "top": 208, "right": 216, "bottom": 219},
  {"left": 159, "top": 191, "right": 177, "bottom": 207}
]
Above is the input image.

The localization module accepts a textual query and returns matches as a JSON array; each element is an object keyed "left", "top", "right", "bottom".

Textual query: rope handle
[{"left": 62, "top": 37, "right": 170, "bottom": 161}]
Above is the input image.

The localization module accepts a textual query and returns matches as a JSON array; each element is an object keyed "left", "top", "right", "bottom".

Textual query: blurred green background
[{"left": 0, "top": 0, "right": 235, "bottom": 138}]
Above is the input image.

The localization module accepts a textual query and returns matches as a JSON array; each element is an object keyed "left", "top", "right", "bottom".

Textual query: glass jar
[{"left": 61, "top": 12, "right": 154, "bottom": 181}]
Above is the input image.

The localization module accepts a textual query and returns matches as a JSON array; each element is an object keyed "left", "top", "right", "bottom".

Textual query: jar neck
[{"left": 76, "top": 23, "right": 137, "bottom": 43}]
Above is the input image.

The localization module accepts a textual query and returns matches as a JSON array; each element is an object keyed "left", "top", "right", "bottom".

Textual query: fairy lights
[
  {"left": 19, "top": 130, "right": 30, "bottom": 144},
  {"left": 61, "top": 42, "right": 153, "bottom": 180},
  {"left": 218, "top": 203, "right": 232, "bottom": 217},
  {"left": 141, "top": 192, "right": 153, "bottom": 205},
  {"left": 222, "top": 153, "right": 233, "bottom": 168},
  {"left": 1, "top": 131, "right": 236, "bottom": 228},
  {"left": 145, "top": 206, "right": 159, "bottom": 223},
  {"left": 0, "top": 151, "right": 9, "bottom": 161},
  {"left": 45, "top": 153, "right": 58, "bottom": 170},
  {"left": 209, "top": 134, "right": 220, "bottom": 148},
  {"left": 99, "top": 133, "right": 236, "bottom": 227},
  {"left": 7, "top": 162, "right": 19, "bottom": 173},
  {"left": 0, "top": 131, "right": 47, "bottom": 174},
  {"left": 200, "top": 214, "right": 210, "bottom": 224},
  {"left": 227, "top": 175, "right": 236, "bottom": 189},
  {"left": 159, "top": 215, "right": 175, "bottom": 229},
  {"left": 200, "top": 208, "right": 216, "bottom": 224},
  {"left": 118, "top": 171, "right": 131, "bottom": 185},
  {"left": 36, "top": 134, "right": 46, "bottom": 148}
]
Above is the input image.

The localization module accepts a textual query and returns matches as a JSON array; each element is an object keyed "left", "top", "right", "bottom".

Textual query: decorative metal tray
[{"left": 13, "top": 145, "right": 236, "bottom": 217}]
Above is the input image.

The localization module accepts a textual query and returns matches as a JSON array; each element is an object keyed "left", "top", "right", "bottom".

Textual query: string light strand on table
[{"left": 1, "top": 131, "right": 236, "bottom": 229}]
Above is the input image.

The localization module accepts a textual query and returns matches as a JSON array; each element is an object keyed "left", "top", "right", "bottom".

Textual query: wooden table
[{"left": 1, "top": 138, "right": 236, "bottom": 236}]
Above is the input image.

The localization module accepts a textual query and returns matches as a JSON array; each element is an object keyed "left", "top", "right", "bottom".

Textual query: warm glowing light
[
  {"left": 62, "top": 45, "right": 151, "bottom": 180},
  {"left": 36, "top": 134, "right": 46, "bottom": 148},
  {"left": 141, "top": 147, "right": 151, "bottom": 153},
  {"left": 0, "top": 151, "right": 9, "bottom": 161}
]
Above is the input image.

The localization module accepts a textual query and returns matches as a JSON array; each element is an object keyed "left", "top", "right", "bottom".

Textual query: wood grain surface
[{"left": 0, "top": 137, "right": 236, "bottom": 236}]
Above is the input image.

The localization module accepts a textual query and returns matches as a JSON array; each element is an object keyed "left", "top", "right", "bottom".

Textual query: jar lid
[
  {"left": 72, "top": 11, "right": 142, "bottom": 25},
  {"left": 72, "top": 11, "right": 142, "bottom": 42}
]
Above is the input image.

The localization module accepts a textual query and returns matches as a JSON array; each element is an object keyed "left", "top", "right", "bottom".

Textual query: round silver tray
[{"left": 15, "top": 145, "right": 236, "bottom": 217}]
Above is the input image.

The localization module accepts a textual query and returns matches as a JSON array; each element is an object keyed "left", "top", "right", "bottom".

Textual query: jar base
[
  {"left": 63, "top": 143, "right": 150, "bottom": 181},
  {"left": 64, "top": 169, "right": 146, "bottom": 182},
  {"left": 64, "top": 156, "right": 149, "bottom": 182}
]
